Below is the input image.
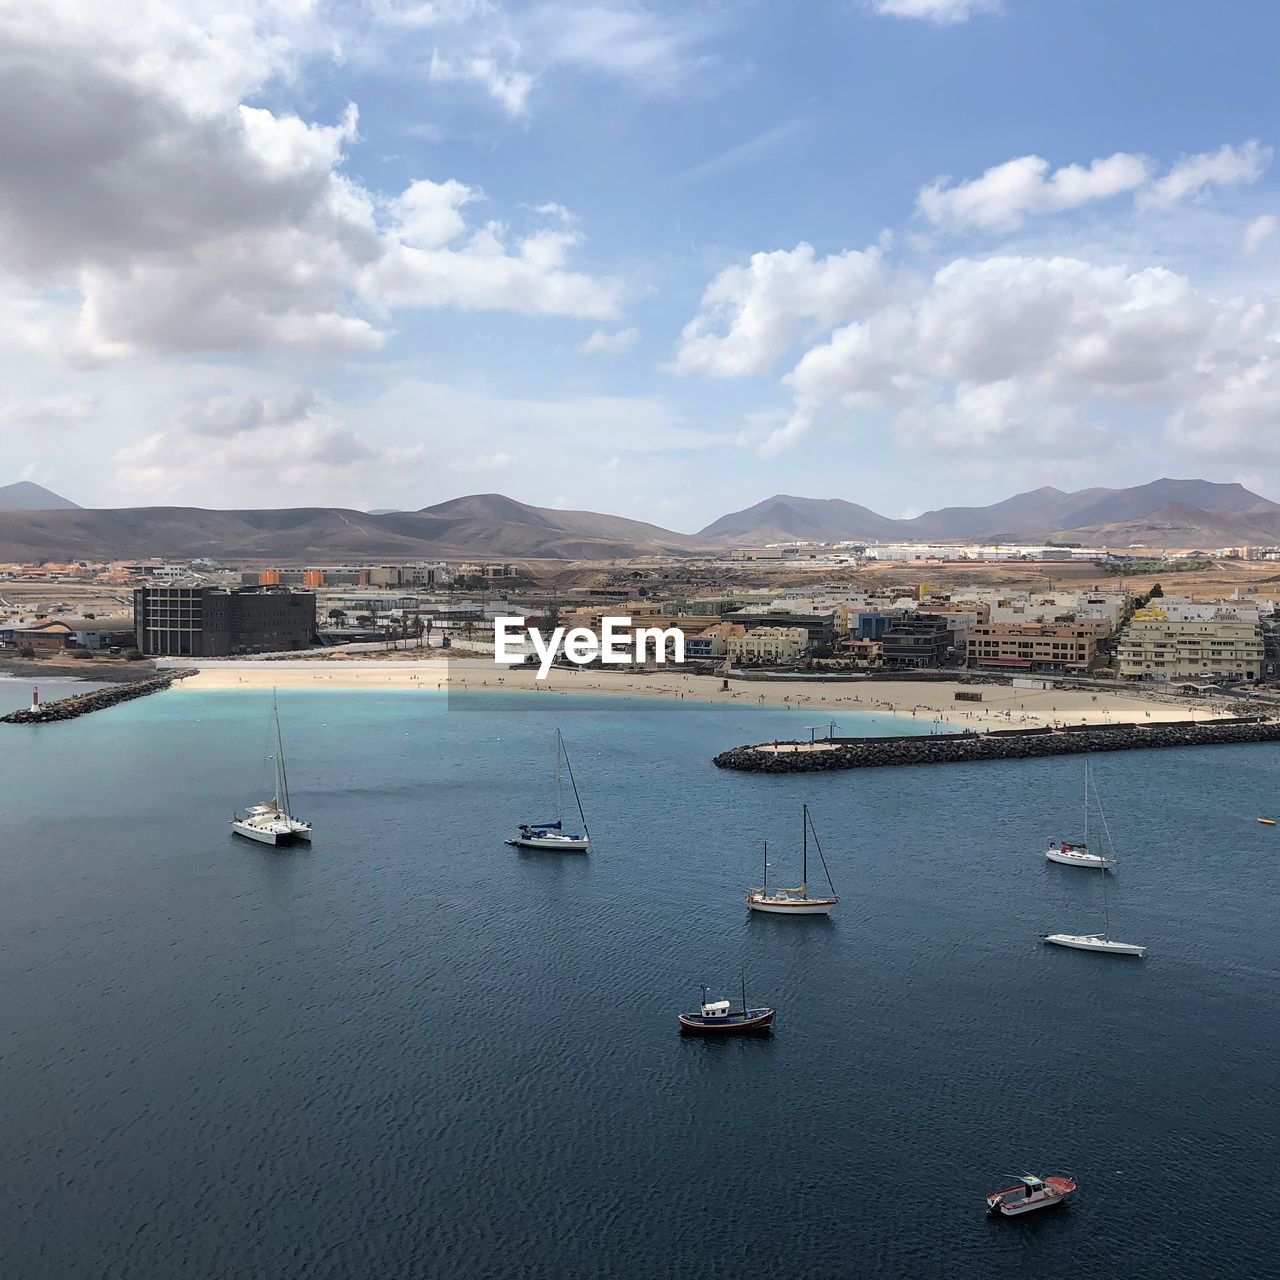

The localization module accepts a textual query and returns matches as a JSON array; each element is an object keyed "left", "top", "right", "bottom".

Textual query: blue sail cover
[{"left": 521, "top": 820, "right": 562, "bottom": 833}]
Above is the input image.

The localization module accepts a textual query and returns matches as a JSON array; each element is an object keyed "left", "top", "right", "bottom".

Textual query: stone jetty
[
  {"left": 713, "top": 716, "right": 1280, "bottom": 773},
  {"left": 0, "top": 668, "right": 197, "bottom": 725}
]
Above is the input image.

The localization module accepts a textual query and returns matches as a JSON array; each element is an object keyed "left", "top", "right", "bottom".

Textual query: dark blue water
[{"left": 1, "top": 689, "right": 1277, "bottom": 1279}]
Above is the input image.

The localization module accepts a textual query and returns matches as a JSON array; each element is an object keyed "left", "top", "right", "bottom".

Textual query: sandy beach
[{"left": 179, "top": 657, "right": 1232, "bottom": 731}]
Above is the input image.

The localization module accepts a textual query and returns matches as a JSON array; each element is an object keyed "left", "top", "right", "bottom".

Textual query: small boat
[
  {"left": 506, "top": 729, "right": 590, "bottom": 851},
  {"left": 986, "top": 1172, "right": 1077, "bottom": 1216},
  {"left": 1042, "top": 763, "right": 1145, "bottom": 956},
  {"left": 678, "top": 978, "right": 774, "bottom": 1035},
  {"left": 747, "top": 804, "right": 838, "bottom": 914},
  {"left": 1044, "top": 759, "right": 1114, "bottom": 869},
  {"left": 232, "top": 693, "right": 312, "bottom": 847},
  {"left": 1258, "top": 817, "right": 1276, "bottom": 826},
  {"left": 1041, "top": 933, "right": 1146, "bottom": 956}
]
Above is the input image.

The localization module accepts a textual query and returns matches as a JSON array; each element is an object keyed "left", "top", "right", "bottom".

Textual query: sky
[{"left": 1, "top": 0, "right": 1279, "bottom": 531}]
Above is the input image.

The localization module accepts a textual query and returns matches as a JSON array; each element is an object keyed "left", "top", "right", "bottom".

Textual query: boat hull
[
  {"left": 678, "top": 1008, "right": 774, "bottom": 1035},
  {"left": 1042, "top": 932, "right": 1146, "bottom": 957},
  {"left": 987, "top": 1177, "right": 1076, "bottom": 1215},
  {"left": 505, "top": 836, "right": 589, "bottom": 852},
  {"left": 231, "top": 821, "right": 293, "bottom": 846},
  {"left": 746, "top": 894, "right": 837, "bottom": 915},
  {"left": 1045, "top": 848, "right": 1112, "bottom": 869}
]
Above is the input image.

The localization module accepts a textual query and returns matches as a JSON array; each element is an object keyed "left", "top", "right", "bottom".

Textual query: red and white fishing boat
[
  {"left": 986, "top": 1173, "right": 1077, "bottom": 1216},
  {"left": 746, "top": 804, "right": 838, "bottom": 915},
  {"left": 678, "top": 980, "right": 775, "bottom": 1035}
]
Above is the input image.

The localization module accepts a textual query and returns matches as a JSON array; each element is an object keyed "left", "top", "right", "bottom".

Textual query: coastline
[{"left": 176, "top": 658, "right": 1230, "bottom": 730}]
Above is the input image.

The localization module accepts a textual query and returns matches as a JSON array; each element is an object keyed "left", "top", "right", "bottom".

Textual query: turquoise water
[{"left": 1, "top": 688, "right": 1277, "bottom": 1278}]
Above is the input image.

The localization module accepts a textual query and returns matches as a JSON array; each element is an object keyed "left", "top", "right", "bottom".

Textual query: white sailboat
[
  {"left": 505, "top": 729, "right": 590, "bottom": 851},
  {"left": 747, "top": 804, "right": 838, "bottom": 914},
  {"left": 1042, "top": 769, "right": 1144, "bottom": 956},
  {"left": 231, "top": 693, "right": 312, "bottom": 846},
  {"left": 1044, "top": 757, "right": 1115, "bottom": 869}
]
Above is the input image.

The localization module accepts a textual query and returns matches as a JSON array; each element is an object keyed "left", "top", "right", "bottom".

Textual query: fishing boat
[
  {"left": 231, "top": 694, "right": 312, "bottom": 847},
  {"left": 747, "top": 804, "right": 838, "bottom": 914},
  {"left": 1045, "top": 758, "right": 1114, "bottom": 869},
  {"left": 678, "top": 978, "right": 774, "bottom": 1035},
  {"left": 505, "top": 729, "right": 590, "bottom": 851},
  {"left": 1042, "top": 774, "right": 1145, "bottom": 955},
  {"left": 986, "top": 1173, "right": 1077, "bottom": 1216}
]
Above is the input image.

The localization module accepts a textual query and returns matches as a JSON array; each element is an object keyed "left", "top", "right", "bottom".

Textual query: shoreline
[{"left": 175, "top": 659, "right": 1231, "bottom": 731}]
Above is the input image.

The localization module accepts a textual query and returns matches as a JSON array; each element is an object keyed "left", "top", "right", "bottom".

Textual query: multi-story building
[
  {"left": 726, "top": 609, "right": 837, "bottom": 651},
  {"left": 727, "top": 626, "right": 809, "bottom": 665},
  {"left": 881, "top": 615, "right": 955, "bottom": 669},
  {"left": 967, "top": 620, "right": 1109, "bottom": 673},
  {"left": 1117, "top": 609, "right": 1264, "bottom": 681},
  {"left": 683, "top": 622, "right": 744, "bottom": 661},
  {"left": 134, "top": 586, "right": 316, "bottom": 656}
]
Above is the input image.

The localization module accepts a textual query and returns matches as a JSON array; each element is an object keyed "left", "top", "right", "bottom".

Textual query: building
[
  {"left": 683, "top": 622, "right": 744, "bottom": 661},
  {"left": 134, "top": 586, "right": 316, "bottom": 657},
  {"left": 1117, "top": 609, "right": 1264, "bottom": 681},
  {"left": 726, "top": 609, "right": 837, "bottom": 651},
  {"left": 881, "top": 615, "right": 955, "bottom": 669},
  {"left": 967, "top": 621, "right": 1108, "bottom": 673},
  {"left": 727, "top": 626, "right": 808, "bottom": 665}
]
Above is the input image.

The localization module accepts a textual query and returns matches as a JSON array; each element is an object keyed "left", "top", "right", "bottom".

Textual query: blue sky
[{"left": 2, "top": 0, "right": 1279, "bottom": 530}]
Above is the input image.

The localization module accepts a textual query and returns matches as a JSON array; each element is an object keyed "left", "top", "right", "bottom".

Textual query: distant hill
[
  {"left": 0, "top": 481, "right": 80, "bottom": 511},
  {"left": 1, "top": 480, "right": 1278, "bottom": 562},
  {"left": 700, "top": 479, "right": 1280, "bottom": 546},
  {"left": 0, "top": 494, "right": 705, "bottom": 562}
]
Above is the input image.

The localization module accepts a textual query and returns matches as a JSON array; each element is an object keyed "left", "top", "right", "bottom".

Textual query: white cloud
[
  {"left": 671, "top": 243, "right": 894, "bottom": 378},
  {"left": 918, "top": 153, "right": 1151, "bottom": 232},
  {"left": 867, "top": 0, "right": 1002, "bottom": 24},
  {"left": 0, "top": 392, "right": 99, "bottom": 430},
  {"left": 1167, "top": 357, "right": 1280, "bottom": 460},
  {"left": 114, "top": 386, "right": 421, "bottom": 501},
  {"left": 0, "top": 1, "right": 618, "bottom": 359},
  {"left": 429, "top": 44, "right": 536, "bottom": 116},
  {"left": 1242, "top": 214, "right": 1278, "bottom": 255},
  {"left": 449, "top": 450, "right": 517, "bottom": 470},
  {"left": 1138, "top": 140, "right": 1273, "bottom": 210},
  {"left": 582, "top": 327, "right": 638, "bottom": 354}
]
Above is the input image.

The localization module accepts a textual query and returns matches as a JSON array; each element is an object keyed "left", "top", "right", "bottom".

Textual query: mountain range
[{"left": 0, "top": 479, "right": 1277, "bottom": 561}]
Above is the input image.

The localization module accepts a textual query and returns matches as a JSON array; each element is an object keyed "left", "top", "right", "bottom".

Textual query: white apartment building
[
  {"left": 1117, "top": 609, "right": 1264, "bottom": 680},
  {"left": 727, "top": 626, "right": 809, "bottom": 664}
]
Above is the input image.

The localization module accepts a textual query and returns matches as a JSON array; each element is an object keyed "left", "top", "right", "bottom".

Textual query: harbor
[{"left": 0, "top": 668, "right": 195, "bottom": 724}]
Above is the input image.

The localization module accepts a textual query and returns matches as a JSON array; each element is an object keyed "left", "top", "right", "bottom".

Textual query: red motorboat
[
  {"left": 678, "top": 980, "right": 775, "bottom": 1035},
  {"left": 986, "top": 1173, "right": 1077, "bottom": 1216}
]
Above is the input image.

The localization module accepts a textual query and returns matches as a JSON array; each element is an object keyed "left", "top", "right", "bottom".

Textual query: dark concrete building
[
  {"left": 881, "top": 614, "right": 956, "bottom": 670},
  {"left": 134, "top": 586, "right": 316, "bottom": 657}
]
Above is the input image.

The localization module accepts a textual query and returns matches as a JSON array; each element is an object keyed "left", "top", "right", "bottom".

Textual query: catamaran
[
  {"left": 506, "top": 729, "right": 590, "bottom": 851},
  {"left": 1045, "top": 758, "right": 1115, "bottom": 869},
  {"left": 746, "top": 804, "right": 838, "bottom": 914},
  {"left": 231, "top": 693, "right": 312, "bottom": 847},
  {"left": 1042, "top": 770, "right": 1145, "bottom": 956}
]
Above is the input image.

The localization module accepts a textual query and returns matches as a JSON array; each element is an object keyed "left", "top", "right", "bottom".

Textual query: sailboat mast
[
  {"left": 763, "top": 841, "right": 768, "bottom": 893},
  {"left": 1083, "top": 757, "right": 1089, "bottom": 846},
  {"left": 560, "top": 734, "right": 589, "bottom": 838},
  {"left": 273, "top": 690, "right": 291, "bottom": 815},
  {"left": 554, "top": 729, "right": 563, "bottom": 824},
  {"left": 741, "top": 970, "right": 747, "bottom": 1017},
  {"left": 802, "top": 803, "right": 809, "bottom": 887},
  {"left": 1101, "top": 859, "right": 1111, "bottom": 941}
]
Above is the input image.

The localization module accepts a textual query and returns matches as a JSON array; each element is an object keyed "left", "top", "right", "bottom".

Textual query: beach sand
[{"left": 180, "top": 658, "right": 1230, "bottom": 731}]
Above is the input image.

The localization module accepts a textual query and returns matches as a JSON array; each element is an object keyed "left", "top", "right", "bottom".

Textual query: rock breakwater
[
  {"left": 713, "top": 717, "right": 1280, "bottom": 772},
  {"left": 1, "top": 668, "right": 197, "bottom": 725}
]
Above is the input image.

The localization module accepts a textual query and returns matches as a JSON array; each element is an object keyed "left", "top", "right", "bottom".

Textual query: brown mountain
[{"left": 0, "top": 494, "right": 705, "bottom": 562}]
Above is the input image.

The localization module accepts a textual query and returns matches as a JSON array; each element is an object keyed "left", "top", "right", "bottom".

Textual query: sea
[{"left": 1, "top": 686, "right": 1277, "bottom": 1279}]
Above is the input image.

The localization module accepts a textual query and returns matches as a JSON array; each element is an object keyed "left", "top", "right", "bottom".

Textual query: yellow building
[
  {"left": 1117, "top": 610, "right": 1263, "bottom": 680},
  {"left": 727, "top": 626, "right": 809, "bottom": 665}
]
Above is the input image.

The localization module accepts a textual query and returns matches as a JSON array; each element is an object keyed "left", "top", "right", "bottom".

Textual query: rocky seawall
[
  {"left": 0, "top": 668, "right": 197, "bottom": 725},
  {"left": 713, "top": 717, "right": 1280, "bottom": 772}
]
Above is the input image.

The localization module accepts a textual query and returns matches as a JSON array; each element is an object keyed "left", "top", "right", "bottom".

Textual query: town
[{"left": 3, "top": 541, "right": 1278, "bottom": 695}]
